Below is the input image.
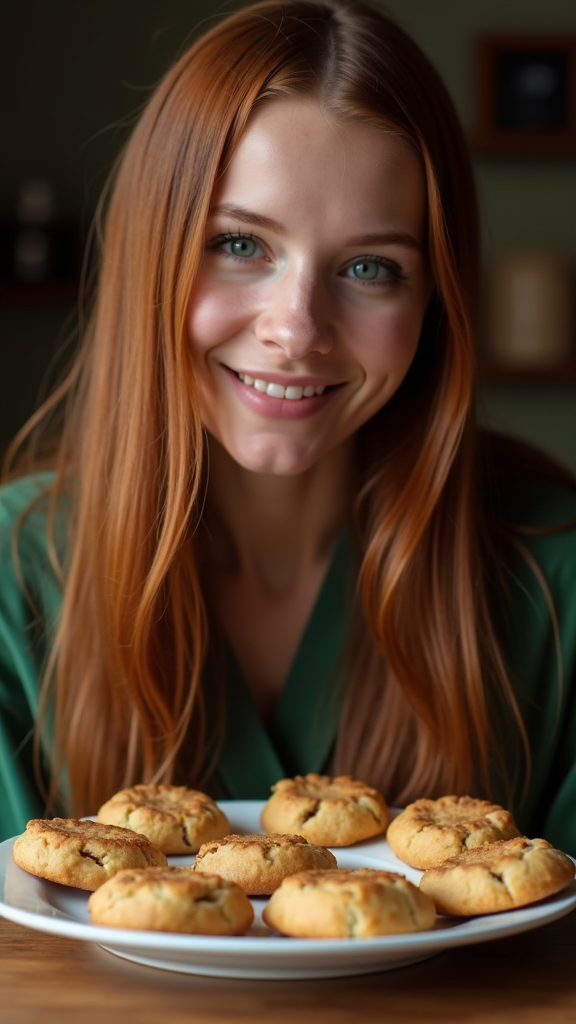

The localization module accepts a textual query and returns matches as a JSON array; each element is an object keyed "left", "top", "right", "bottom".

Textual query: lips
[{"left": 225, "top": 366, "right": 342, "bottom": 420}]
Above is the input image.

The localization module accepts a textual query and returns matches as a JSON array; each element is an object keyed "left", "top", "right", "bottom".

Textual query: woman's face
[{"left": 187, "top": 99, "right": 432, "bottom": 476}]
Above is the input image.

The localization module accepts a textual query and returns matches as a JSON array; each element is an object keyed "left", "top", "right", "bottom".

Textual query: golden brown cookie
[
  {"left": 12, "top": 818, "right": 167, "bottom": 891},
  {"left": 386, "top": 795, "right": 520, "bottom": 869},
  {"left": 88, "top": 866, "right": 254, "bottom": 933},
  {"left": 193, "top": 832, "right": 337, "bottom": 895},
  {"left": 419, "top": 836, "right": 575, "bottom": 915},
  {"left": 263, "top": 868, "right": 436, "bottom": 937},
  {"left": 97, "top": 784, "right": 230, "bottom": 854},
  {"left": 260, "top": 773, "right": 388, "bottom": 847}
]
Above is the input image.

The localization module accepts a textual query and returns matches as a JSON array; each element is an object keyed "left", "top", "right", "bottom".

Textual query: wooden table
[{"left": 2, "top": 909, "right": 576, "bottom": 1024}]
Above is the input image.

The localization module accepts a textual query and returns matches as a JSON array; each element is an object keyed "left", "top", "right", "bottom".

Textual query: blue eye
[
  {"left": 227, "top": 236, "right": 258, "bottom": 258},
  {"left": 209, "top": 232, "right": 263, "bottom": 261},
  {"left": 344, "top": 256, "right": 403, "bottom": 284},
  {"left": 351, "top": 260, "right": 380, "bottom": 280}
]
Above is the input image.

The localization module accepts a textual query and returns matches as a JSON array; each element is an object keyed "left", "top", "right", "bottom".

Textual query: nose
[{"left": 253, "top": 270, "right": 333, "bottom": 358}]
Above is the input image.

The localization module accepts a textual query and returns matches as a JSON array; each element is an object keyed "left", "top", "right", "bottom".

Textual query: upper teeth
[{"left": 237, "top": 373, "right": 326, "bottom": 400}]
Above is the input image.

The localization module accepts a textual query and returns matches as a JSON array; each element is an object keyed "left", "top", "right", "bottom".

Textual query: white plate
[{"left": 1, "top": 801, "right": 575, "bottom": 980}]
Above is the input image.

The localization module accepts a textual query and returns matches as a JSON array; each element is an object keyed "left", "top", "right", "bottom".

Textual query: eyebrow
[
  {"left": 210, "top": 204, "right": 284, "bottom": 234},
  {"left": 210, "top": 204, "right": 422, "bottom": 251},
  {"left": 344, "top": 231, "right": 422, "bottom": 251}
]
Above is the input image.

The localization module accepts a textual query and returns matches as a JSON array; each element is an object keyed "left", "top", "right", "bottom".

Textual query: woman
[{"left": 1, "top": 0, "right": 575, "bottom": 849}]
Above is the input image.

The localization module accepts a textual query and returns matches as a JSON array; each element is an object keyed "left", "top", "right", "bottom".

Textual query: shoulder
[
  {"left": 486, "top": 477, "right": 576, "bottom": 695},
  {"left": 0, "top": 472, "right": 67, "bottom": 668},
  {"left": 496, "top": 474, "right": 576, "bottom": 530},
  {"left": 481, "top": 462, "right": 576, "bottom": 667},
  {"left": 480, "top": 433, "right": 576, "bottom": 582},
  {"left": 486, "top": 478, "right": 576, "bottom": 637},
  {"left": 497, "top": 476, "right": 576, "bottom": 585},
  {"left": 0, "top": 471, "right": 67, "bottom": 580},
  {"left": 0, "top": 471, "right": 56, "bottom": 522}
]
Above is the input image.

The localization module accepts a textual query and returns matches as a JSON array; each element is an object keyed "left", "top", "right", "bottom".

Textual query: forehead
[{"left": 211, "top": 99, "right": 427, "bottom": 238}]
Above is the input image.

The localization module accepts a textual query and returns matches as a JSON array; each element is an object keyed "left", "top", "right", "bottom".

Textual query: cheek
[
  {"left": 186, "top": 278, "right": 253, "bottom": 350},
  {"left": 353, "top": 305, "right": 424, "bottom": 378}
]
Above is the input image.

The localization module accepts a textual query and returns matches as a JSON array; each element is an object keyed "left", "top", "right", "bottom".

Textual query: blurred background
[{"left": 1, "top": 0, "right": 575, "bottom": 470}]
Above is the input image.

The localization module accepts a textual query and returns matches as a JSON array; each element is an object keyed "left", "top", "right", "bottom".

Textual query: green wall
[
  {"left": 382, "top": 0, "right": 576, "bottom": 262},
  {"left": 380, "top": 0, "right": 576, "bottom": 472},
  {"left": 1, "top": 0, "right": 575, "bottom": 468}
]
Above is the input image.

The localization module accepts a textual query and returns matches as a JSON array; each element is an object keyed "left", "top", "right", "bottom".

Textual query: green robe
[{"left": 1, "top": 472, "right": 575, "bottom": 853}]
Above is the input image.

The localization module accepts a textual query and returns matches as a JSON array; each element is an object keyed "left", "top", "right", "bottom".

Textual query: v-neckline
[{"left": 216, "top": 530, "right": 353, "bottom": 798}]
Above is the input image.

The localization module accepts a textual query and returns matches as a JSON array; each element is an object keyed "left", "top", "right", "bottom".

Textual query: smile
[{"left": 237, "top": 373, "right": 327, "bottom": 401}]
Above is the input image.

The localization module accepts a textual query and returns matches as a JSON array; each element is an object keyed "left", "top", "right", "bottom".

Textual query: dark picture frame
[{"left": 472, "top": 34, "right": 576, "bottom": 154}]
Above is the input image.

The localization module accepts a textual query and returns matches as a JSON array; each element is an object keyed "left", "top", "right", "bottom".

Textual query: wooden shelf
[
  {"left": 480, "top": 361, "right": 576, "bottom": 384},
  {"left": 0, "top": 283, "right": 79, "bottom": 307},
  {"left": 470, "top": 136, "right": 576, "bottom": 157}
]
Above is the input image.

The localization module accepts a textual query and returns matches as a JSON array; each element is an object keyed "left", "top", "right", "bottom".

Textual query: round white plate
[{"left": 1, "top": 801, "right": 575, "bottom": 979}]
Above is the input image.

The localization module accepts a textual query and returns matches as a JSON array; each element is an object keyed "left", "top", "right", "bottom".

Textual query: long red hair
[{"left": 5, "top": 0, "right": 529, "bottom": 814}]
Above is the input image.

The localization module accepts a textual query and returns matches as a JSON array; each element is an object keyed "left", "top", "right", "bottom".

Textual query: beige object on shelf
[{"left": 489, "top": 251, "right": 574, "bottom": 367}]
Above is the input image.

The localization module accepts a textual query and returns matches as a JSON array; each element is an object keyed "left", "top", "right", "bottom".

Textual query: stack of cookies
[{"left": 11, "top": 775, "right": 575, "bottom": 937}]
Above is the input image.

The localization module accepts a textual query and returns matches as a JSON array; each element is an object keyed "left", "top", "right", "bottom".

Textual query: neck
[{"left": 201, "top": 435, "right": 353, "bottom": 594}]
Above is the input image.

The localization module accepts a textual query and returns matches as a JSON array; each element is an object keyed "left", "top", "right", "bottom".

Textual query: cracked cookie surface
[
  {"left": 386, "top": 795, "right": 521, "bottom": 869},
  {"left": 263, "top": 867, "right": 436, "bottom": 937},
  {"left": 260, "top": 773, "right": 388, "bottom": 846},
  {"left": 12, "top": 817, "right": 167, "bottom": 890},
  {"left": 97, "top": 784, "right": 230, "bottom": 854},
  {"left": 193, "top": 832, "right": 337, "bottom": 894},
  {"left": 419, "top": 836, "right": 575, "bottom": 915},
  {"left": 88, "top": 865, "right": 254, "bottom": 933}
]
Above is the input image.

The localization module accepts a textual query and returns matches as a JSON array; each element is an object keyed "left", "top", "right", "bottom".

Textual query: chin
[{"left": 230, "top": 437, "right": 323, "bottom": 476}]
